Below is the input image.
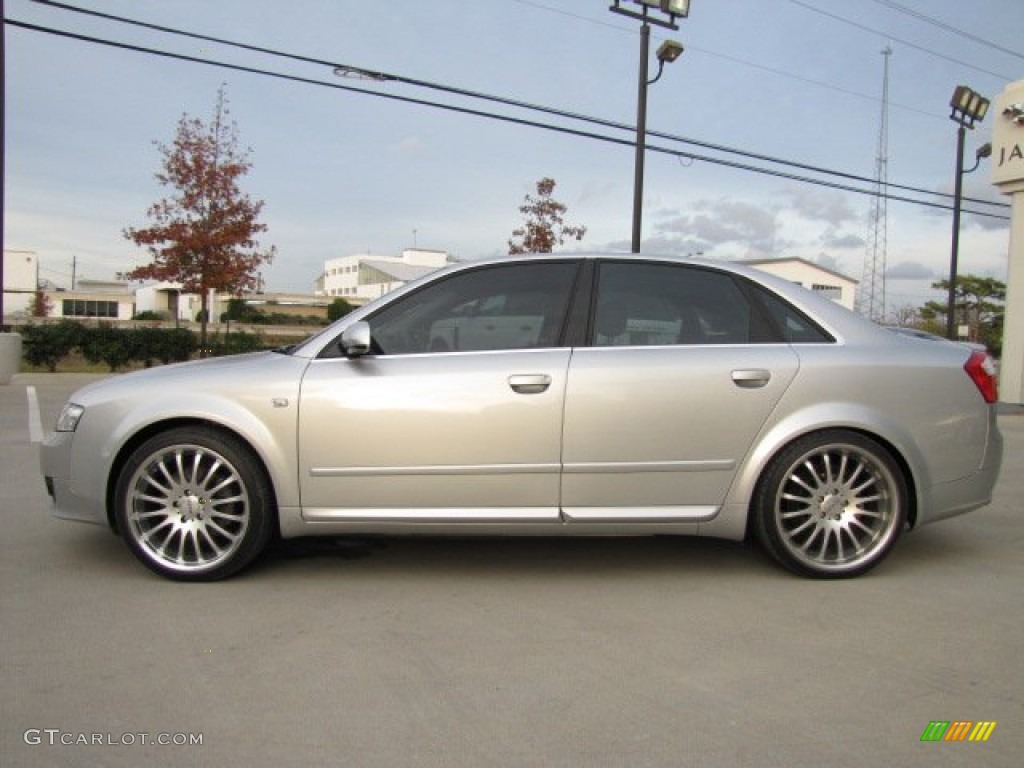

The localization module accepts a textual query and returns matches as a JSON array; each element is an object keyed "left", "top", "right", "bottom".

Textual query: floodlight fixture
[
  {"left": 636, "top": 0, "right": 691, "bottom": 17},
  {"left": 656, "top": 39, "right": 685, "bottom": 63},
  {"left": 609, "top": 0, "right": 690, "bottom": 30},
  {"left": 949, "top": 85, "right": 990, "bottom": 129}
]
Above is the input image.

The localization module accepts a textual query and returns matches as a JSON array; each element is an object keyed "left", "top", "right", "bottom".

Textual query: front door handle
[
  {"left": 509, "top": 374, "right": 552, "bottom": 394},
  {"left": 731, "top": 369, "right": 771, "bottom": 388}
]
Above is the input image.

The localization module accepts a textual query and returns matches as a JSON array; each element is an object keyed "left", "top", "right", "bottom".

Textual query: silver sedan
[{"left": 40, "top": 254, "right": 1003, "bottom": 580}]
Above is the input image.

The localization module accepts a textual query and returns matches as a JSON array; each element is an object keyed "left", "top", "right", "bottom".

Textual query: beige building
[
  {"left": 51, "top": 279, "right": 136, "bottom": 320},
  {"left": 743, "top": 257, "right": 858, "bottom": 310}
]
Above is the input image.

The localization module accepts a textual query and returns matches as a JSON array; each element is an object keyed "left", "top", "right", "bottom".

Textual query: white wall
[{"left": 2, "top": 250, "right": 39, "bottom": 315}]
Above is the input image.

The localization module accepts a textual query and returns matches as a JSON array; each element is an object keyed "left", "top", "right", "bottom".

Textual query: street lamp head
[
  {"left": 636, "top": 0, "right": 691, "bottom": 17},
  {"left": 949, "top": 85, "right": 990, "bottom": 129},
  {"left": 656, "top": 39, "right": 685, "bottom": 63},
  {"left": 610, "top": 0, "right": 692, "bottom": 29}
]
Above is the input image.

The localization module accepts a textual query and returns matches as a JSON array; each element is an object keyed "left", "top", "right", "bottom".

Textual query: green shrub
[
  {"left": 20, "top": 321, "right": 85, "bottom": 372},
  {"left": 80, "top": 324, "right": 133, "bottom": 372},
  {"left": 133, "top": 310, "right": 166, "bottom": 321},
  {"left": 159, "top": 328, "right": 196, "bottom": 363},
  {"left": 207, "top": 330, "right": 264, "bottom": 356},
  {"left": 327, "top": 298, "right": 354, "bottom": 322}
]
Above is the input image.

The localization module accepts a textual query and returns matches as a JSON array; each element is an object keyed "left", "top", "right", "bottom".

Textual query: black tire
[
  {"left": 753, "top": 430, "right": 908, "bottom": 578},
  {"left": 114, "top": 426, "right": 274, "bottom": 581}
]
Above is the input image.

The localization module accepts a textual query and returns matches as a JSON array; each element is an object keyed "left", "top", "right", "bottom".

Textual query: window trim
[
  {"left": 317, "top": 258, "right": 584, "bottom": 359},
  {"left": 586, "top": 260, "right": 761, "bottom": 348},
  {"left": 741, "top": 278, "right": 836, "bottom": 344},
  {"left": 584, "top": 260, "right": 835, "bottom": 348}
]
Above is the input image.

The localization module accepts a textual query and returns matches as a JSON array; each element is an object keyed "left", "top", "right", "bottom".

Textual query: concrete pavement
[{"left": 2, "top": 373, "right": 1022, "bottom": 767}]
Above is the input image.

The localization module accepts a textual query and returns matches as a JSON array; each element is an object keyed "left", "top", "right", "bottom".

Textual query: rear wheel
[
  {"left": 753, "top": 430, "right": 907, "bottom": 578},
  {"left": 114, "top": 427, "right": 274, "bottom": 581}
]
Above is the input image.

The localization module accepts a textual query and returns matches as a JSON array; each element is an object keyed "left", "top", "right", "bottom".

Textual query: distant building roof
[
  {"left": 75, "top": 278, "right": 135, "bottom": 294},
  {"left": 361, "top": 260, "right": 441, "bottom": 283},
  {"left": 742, "top": 257, "right": 858, "bottom": 285}
]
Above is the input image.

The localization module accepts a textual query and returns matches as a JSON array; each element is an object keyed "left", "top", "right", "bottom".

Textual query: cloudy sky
[{"left": 5, "top": 0, "right": 1021, "bottom": 314}]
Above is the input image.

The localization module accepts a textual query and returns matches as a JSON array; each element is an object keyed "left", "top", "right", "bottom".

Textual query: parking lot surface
[{"left": 2, "top": 373, "right": 1022, "bottom": 767}]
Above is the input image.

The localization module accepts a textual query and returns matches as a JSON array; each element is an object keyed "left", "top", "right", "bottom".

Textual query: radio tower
[{"left": 858, "top": 46, "right": 892, "bottom": 322}]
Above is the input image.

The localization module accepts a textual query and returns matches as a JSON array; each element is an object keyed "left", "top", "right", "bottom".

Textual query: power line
[
  {"left": 20, "top": 0, "right": 1009, "bottom": 211},
  {"left": 865, "top": 0, "right": 1024, "bottom": 61},
  {"left": 512, "top": 0, "right": 949, "bottom": 122},
  {"left": 15, "top": 4, "right": 1010, "bottom": 214},
  {"left": 4, "top": 15, "right": 1009, "bottom": 221},
  {"left": 49, "top": 0, "right": 892, "bottom": 148},
  {"left": 787, "top": 0, "right": 1016, "bottom": 81}
]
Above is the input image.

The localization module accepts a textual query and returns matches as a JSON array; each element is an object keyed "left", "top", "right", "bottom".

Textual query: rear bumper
[{"left": 917, "top": 412, "right": 1003, "bottom": 526}]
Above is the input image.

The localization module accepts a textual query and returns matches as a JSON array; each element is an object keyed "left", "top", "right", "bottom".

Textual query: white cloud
[
  {"left": 391, "top": 136, "right": 429, "bottom": 157},
  {"left": 886, "top": 261, "right": 936, "bottom": 280},
  {"left": 782, "top": 187, "right": 858, "bottom": 227}
]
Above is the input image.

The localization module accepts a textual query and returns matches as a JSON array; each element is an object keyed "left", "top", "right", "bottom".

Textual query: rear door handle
[
  {"left": 509, "top": 374, "right": 552, "bottom": 394},
  {"left": 731, "top": 369, "right": 771, "bottom": 388}
]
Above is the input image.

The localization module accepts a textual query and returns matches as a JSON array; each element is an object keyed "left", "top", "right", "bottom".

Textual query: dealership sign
[{"left": 992, "top": 80, "right": 1024, "bottom": 191}]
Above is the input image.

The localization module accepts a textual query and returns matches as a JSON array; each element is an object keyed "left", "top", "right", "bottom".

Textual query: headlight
[{"left": 56, "top": 403, "right": 85, "bottom": 433}]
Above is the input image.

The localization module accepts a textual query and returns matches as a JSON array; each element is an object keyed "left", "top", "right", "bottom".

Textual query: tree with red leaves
[
  {"left": 122, "top": 85, "right": 275, "bottom": 351},
  {"left": 508, "top": 177, "right": 586, "bottom": 255},
  {"left": 29, "top": 290, "right": 54, "bottom": 318}
]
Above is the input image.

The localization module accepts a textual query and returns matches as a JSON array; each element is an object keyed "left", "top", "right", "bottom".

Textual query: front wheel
[
  {"left": 753, "top": 430, "right": 908, "bottom": 578},
  {"left": 114, "top": 427, "right": 274, "bottom": 581}
]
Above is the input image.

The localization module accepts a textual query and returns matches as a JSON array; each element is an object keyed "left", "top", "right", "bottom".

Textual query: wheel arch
[
  {"left": 720, "top": 405, "right": 925, "bottom": 542},
  {"left": 104, "top": 418, "right": 280, "bottom": 535},
  {"left": 741, "top": 425, "right": 919, "bottom": 542}
]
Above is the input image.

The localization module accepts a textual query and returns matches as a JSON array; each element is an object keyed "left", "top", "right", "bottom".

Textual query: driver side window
[{"left": 367, "top": 262, "right": 579, "bottom": 355}]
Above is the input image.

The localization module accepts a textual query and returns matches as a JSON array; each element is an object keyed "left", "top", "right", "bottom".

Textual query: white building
[
  {"left": 743, "top": 257, "right": 858, "bottom": 310},
  {"left": 2, "top": 249, "right": 39, "bottom": 316},
  {"left": 135, "top": 282, "right": 204, "bottom": 322},
  {"left": 50, "top": 278, "right": 136, "bottom": 320},
  {"left": 317, "top": 249, "right": 453, "bottom": 303}
]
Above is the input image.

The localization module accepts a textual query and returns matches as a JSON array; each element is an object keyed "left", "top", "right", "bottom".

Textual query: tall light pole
[
  {"left": 610, "top": 0, "right": 689, "bottom": 253},
  {"left": 946, "top": 85, "right": 990, "bottom": 340}
]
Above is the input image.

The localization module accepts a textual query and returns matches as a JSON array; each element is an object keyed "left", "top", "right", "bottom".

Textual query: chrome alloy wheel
[
  {"left": 756, "top": 431, "right": 907, "bottom": 578},
  {"left": 123, "top": 441, "right": 252, "bottom": 576}
]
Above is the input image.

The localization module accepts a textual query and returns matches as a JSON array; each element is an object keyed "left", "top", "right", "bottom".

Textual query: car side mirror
[{"left": 340, "top": 321, "right": 372, "bottom": 358}]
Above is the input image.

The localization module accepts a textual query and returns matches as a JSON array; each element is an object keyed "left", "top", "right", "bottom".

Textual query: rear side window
[
  {"left": 749, "top": 283, "right": 835, "bottom": 343},
  {"left": 591, "top": 262, "right": 772, "bottom": 346}
]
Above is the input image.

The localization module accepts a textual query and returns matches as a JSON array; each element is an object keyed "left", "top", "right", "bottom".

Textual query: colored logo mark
[{"left": 920, "top": 721, "right": 997, "bottom": 742}]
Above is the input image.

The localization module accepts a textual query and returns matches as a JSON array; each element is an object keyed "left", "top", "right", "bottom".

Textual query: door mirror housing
[{"left": 340, "top": 321, "right": 372, "bottom": 358}]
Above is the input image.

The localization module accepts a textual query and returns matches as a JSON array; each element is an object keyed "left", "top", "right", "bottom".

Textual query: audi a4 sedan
[{"left": 41, "top": 254, "right": 1003, "bottom": 581}]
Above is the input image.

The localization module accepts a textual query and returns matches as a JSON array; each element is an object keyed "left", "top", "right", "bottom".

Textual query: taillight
[{"left": 964, "top": 350, "right": 998, "bottom": 404}]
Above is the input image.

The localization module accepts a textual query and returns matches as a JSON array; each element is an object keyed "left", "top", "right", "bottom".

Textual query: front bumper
[{"left": 40, "top": 431, "right": 107, "bottom": 526}]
